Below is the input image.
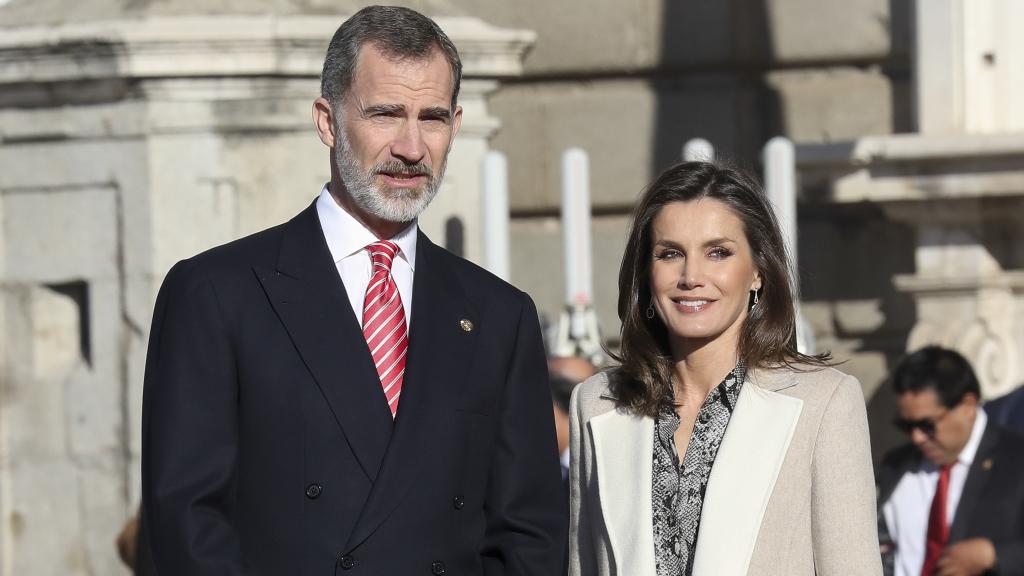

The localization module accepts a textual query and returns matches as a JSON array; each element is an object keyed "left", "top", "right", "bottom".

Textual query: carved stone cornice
[{"left": 0, "top": 15, "right": 535, "bottom": 89}]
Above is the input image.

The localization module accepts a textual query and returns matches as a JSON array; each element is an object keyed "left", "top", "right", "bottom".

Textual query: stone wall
[{"left": 449, "top": 0, "right": 915, "bottom": 435}]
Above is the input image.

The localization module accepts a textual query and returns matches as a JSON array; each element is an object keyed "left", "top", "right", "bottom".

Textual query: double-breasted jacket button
[
  {"left": 338, "top": 554, "right": 356, "bottom": 570},
  {"left": 305, "top": 483, "right": 322, "bottom": 499},
  {"left": 452, "top": 495, "right": 465, "bottom": 510},
  {"left": 431, "top": 560, "right": 447, "bottom": 575},
  {"left": 698, "top": 411, "right": 710, "bottom": 424}
]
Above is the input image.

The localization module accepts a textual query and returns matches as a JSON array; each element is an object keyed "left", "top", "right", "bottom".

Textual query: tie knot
[{"left": 367, "top": 240, "right": 399, "bottom": 271}]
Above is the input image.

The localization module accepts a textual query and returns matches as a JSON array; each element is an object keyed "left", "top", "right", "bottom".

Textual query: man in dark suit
[
  {"left": 141, "top": 6, "right": 566, "bottom": 574},
  {"left": 878, "top": 346, "right": 1024, "bottom": 576},
  {"left": 986, "top": 386, "right": 1024, "bottom": 437}
]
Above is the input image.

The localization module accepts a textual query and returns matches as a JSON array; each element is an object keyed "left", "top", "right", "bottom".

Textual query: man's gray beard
[{"left": 333, "top": 122, "right": 446, "bottom": 223}]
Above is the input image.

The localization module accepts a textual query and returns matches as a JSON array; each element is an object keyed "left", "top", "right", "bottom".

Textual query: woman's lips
[{"left": 672, "top": 299, "right": 712, "bottom": 313}]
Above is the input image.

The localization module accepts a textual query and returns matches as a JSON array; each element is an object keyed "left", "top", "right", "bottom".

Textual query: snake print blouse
[{"left": 651, "top": 362, "right": 746, "bottom": 575}]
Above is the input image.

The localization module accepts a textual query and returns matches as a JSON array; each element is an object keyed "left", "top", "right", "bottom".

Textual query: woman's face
[{"left": 648, "top": 198, "right": 761, "bottom": 355}]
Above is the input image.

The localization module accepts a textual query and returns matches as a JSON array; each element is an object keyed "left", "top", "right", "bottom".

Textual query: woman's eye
[
  {"left": 655, "top": 250, "right": 680, "bottom": 260},
  {"left": 709, "top": 248, "right": 732, "bottom": 259}
]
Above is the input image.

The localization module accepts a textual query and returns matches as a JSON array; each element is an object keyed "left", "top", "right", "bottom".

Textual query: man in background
[
  {"left": 985, "top": 385, "right": 1024, "bottom": 437},
  {"left": 878, "top": 346, "right": 1024, "bottom": 576},
  {"left": 548, "top": 356, "right": 596, "bottom": 488}
]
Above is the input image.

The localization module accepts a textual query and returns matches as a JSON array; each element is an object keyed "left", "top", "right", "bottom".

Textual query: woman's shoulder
[
  {"left": 570, "top": 370, "right": 619, "bottom": 421},
  {"left": 750, "top": 363, "right": 862, "bottom": 399}
]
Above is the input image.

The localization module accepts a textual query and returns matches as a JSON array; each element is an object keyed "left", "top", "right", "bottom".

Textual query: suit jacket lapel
[
  {"left": 692, "top": 380, "right": 803, "bottom": 576},
  {"left": 255, "top": 203, "right": 393, "bottom": 482},
  {"left": 589, "top": 406, "right": 657, "bottom": 576},
  {"left": 950, "top": 425, "right": 999, "bottom": 541},
  {"left": 345, "top": 232, "right": 480, "bottom": 551}
]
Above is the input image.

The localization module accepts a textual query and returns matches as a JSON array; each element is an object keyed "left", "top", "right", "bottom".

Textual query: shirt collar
[
  {"left": 957, "top": 406, "right": 987, "bottom": 467},
  {"left": 316, "top": 184, "right": 418, "bottom": 269}
]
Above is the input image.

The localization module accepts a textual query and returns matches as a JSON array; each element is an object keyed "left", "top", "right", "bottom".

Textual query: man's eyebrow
[
  {"left": 362, "top": 103, "right": 404, "bottom": 117},
  {"left": 419, "top": 106, "right": 452, "bottom": 121}
]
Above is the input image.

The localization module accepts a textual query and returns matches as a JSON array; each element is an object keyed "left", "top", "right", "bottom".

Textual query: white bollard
[
  {"left": 763, "top": 136, "right": 797, "bottom": 265},
  {"left": 762, "top": 136, "right": 815, "bottom": 354},
  {"left": 682, "top": 138, "right": 715, "bottom": 162},
  {"left": 481, "top": 151, "right": 510, "bottom": 281},
  {"left": 561, "top": 148, "right": 593, "bottom": 340}
]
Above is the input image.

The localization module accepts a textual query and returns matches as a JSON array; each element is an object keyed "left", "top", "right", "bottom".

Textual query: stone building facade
[{"left": 1, "top": 0, "right": 1022, "bottom": 574}]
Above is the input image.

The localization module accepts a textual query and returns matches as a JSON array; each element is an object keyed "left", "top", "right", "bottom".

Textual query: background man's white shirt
[
  {"left": 883, "top": 409, "right": 988, "bottom": 576},
  {"left": 316, "top": 185, "right": 416, "bottom": 328}
]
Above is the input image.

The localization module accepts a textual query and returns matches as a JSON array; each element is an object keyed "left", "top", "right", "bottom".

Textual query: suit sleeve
[
  {"left": 811, "top": 374, "right": 884, "bottom": 576},
  {"left": 568, "top": 383, "right": 596, "bottom": 576},
  {"left": 141, "top": 260, "right": 252, "bottom": 575},
  {"left": 480, "top": 293, "right": 568, "bottom": 575},
  {"left": 994, "top": 541, "right": 1024, "bottom": 576}
]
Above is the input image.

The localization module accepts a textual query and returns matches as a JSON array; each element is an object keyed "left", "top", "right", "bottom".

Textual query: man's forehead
[
  {"left": 898, "top": 388, "right": 942, "bottom": 411},
  {"left": 352, "top": 43, "right": 454, "bottom": 94}
]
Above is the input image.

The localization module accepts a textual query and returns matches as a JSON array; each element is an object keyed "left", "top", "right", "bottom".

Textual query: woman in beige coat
[{"left": 568, "top": 161, "right": 881, "bottom": 576}]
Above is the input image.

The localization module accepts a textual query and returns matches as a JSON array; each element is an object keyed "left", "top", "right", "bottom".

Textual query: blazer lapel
[
  {"left": 692, "top": 380, "right": 803, "bottom": 576},
  {"left": 345, "top": 232, "right": 480, "bottom": 551},
  {"left": 949, "top": 425, "right": 999, "bottom": 541},
  {"left": 589, "top": 406, "right": 658, "bottom": 576},
  {"left": 255, "top": 203, "right": 393, "bottom": 482}
]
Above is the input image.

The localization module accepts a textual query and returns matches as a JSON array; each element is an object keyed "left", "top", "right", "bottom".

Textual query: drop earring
[
  {"left": 645, "top": 300, "right": 656, "bottom": 319},
  {"left": 751, "top": 289, "right": 760, "bottom": 309}
]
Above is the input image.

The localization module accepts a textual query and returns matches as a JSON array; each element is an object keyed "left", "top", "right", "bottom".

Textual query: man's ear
[
  {"left": 451, "top": 105, "right": 463, "bottom": 139},
  {"left": 312, "top": 97, "right": 336, "bottom": 148}
]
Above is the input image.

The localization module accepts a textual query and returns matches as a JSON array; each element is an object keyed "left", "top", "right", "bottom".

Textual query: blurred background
[{"left": 2, "top": 0, "right": 1023, "bottom": 573}]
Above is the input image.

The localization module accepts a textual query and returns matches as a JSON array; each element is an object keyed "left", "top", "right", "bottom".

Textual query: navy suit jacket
[
  {"left": 987, "top": 387, "right": 1024, "bottom": 437},
  {"left": 141, "top": 202, "right": 567, "bottom": 575},
  {"left": 877, "top": 423, "right": 1024, "bottom": 576}
]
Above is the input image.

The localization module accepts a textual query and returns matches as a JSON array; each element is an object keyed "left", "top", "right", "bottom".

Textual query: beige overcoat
[{"left": 568, "top": 366, "right": 883, "bottom": 576}]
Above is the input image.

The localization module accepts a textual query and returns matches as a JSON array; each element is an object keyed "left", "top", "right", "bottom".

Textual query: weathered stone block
[
  {"left": 765, "top": 68, "right": 893, "bottom": 143},
  {"left": 765, "top": 0, "right": 892, "bottom": 61},
  {"left": 490, "top": 78, "right": 757, "bottom": 212}
]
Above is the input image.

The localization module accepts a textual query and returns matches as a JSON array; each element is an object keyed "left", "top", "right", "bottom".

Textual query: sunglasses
[{"left": 892, "top": 408, "right": 950, "bottom": 438}]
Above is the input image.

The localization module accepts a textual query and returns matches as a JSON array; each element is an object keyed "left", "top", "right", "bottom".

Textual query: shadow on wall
[
  {"left": 653, "top": 0, "right": 773, "bottom": 173},
  {"left": 799, "top": 202, "right": 918, "bottom": 464}
]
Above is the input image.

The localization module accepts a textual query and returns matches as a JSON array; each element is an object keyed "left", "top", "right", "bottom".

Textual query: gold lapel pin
[
  {"left": 459, "top": 319, "right": 474, "bottom": 332},
  {"left": 982, "top": 458, "right": 993, "bottom": 471}
]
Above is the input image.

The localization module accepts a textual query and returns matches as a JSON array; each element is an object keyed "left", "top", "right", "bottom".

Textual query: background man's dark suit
[
  {"left": 878, "top": 424, "right": 1024, "bottom": 576},
  {"left": 142, "top": 203, "right": 567, "bottom": 574}
]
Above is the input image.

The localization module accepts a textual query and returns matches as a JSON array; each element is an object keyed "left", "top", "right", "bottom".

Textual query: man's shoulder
[
  {"left": 988, "top": 423, "right": 1024, "bottom": 462},
  {"left": 164, "top": 206, "right": 313, "bottom": 287},
  {"left": 422, "top": 236, "right": 525, "bottom": 303}
]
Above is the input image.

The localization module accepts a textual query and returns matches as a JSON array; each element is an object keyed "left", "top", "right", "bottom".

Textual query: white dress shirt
[
  {"left": 315, "top": 185, "right": 416, "bottom": 328},
  {"left": 883, "top": 408, "right": 988, "bottom": 576}
]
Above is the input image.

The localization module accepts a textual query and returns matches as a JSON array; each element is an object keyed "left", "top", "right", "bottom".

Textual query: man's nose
[
  {"left": 390, "top": 121, "right": 426, "bottom": 164},
  {"left": 910, "top": 427, "right": 929, "bottom": 446}
]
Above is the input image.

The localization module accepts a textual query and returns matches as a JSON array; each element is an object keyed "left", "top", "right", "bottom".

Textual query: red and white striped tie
[{"left": 362, "top": 240, "right": 408, "bottom": 417}]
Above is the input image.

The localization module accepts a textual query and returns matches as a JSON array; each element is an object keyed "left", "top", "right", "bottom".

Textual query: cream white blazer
[{"left": 568, "top": 366, "right": 882, "bottom": 576}]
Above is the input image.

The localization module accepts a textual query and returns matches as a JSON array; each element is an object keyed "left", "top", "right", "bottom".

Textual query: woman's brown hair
[{"left": 609, "top": 161, "right": 830, "bottom": 417}]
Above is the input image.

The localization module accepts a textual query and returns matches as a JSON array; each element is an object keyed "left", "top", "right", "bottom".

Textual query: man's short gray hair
[{"left": 320, "top": 5, "right": 463, "bottom": 111}]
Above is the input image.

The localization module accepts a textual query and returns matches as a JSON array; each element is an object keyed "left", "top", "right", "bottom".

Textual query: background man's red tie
[
  {"left": 362, "top": 240, "right": 408, "bottom": 418},
  {"left": 921, "top": 463, "right": 953, "bottom": 576}
]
